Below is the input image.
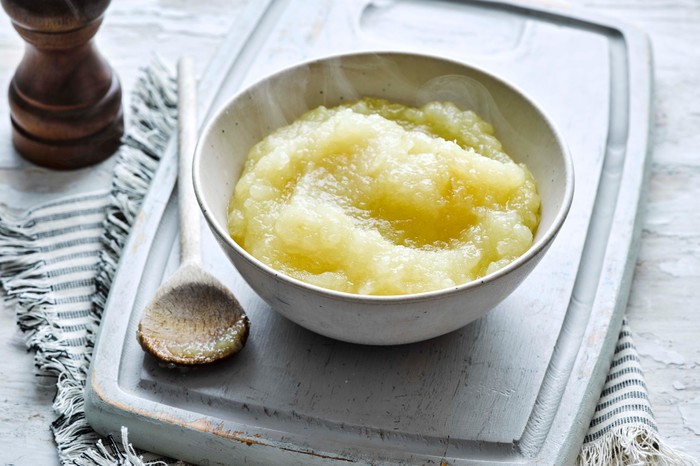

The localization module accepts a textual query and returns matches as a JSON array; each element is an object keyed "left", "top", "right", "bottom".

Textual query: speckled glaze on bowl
[{"left": 193, "top": 51, "right": 574, "bottom": 345}]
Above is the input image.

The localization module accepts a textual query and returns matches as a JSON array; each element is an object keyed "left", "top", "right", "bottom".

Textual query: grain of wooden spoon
[{"left": 137, "top": 57, "right": 249, "bottom": 366}]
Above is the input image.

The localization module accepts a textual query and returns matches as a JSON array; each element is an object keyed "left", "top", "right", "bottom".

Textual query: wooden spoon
[{"left": 137, "top": 57, "right": 249, "bottom": 366}]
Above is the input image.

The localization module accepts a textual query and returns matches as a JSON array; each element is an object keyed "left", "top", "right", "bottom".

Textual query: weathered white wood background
[{"left": 0, "top": 0, "right": 698, "bottom": 464}]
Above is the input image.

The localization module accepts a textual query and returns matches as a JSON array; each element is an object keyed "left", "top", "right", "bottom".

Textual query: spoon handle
[{"left": 177, "top": 57, "right": 200, "bottom": 265}]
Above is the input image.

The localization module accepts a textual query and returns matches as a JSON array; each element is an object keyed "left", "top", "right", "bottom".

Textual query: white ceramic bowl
[{"left": 193, "top": 52, "right": 574, "bottom": 345}]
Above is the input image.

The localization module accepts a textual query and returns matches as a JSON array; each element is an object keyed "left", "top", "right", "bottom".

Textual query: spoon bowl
[{"left": 137, "top": 264, "right": 248, "bottom": 365}]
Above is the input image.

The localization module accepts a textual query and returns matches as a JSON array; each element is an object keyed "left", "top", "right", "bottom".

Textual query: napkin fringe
[
  {"left": 78, "top": 427, "right": 170, "bottom": 466},
  {"left": 578, "top": 425, "right": 699, "bottom": 466},
  {"left": 0, "top": 213, "right": 50, "bottom": 346}
]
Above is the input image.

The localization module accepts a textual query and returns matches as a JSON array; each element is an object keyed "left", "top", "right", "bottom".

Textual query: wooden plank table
[{"left": 1, "top": 1, "right": 698, "bottom": 464}]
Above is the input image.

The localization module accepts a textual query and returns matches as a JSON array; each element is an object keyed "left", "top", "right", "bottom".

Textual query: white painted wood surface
[{"left": 0, "top": 0, "right": 698, "bottom": 464}]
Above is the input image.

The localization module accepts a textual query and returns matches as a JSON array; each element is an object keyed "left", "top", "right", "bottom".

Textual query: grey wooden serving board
[{"left": 85, "top": 1, "right": 652, "bottom": 464}]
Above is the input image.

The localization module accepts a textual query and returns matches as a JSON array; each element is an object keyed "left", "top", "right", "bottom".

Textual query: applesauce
[{"left": 227, "top": 97, "right": 540, "bottom": 296}]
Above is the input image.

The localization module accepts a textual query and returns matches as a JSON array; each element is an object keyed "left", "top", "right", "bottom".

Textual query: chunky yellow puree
[{"left": 228, "top": 98, "right": 540, "bottom": 295}]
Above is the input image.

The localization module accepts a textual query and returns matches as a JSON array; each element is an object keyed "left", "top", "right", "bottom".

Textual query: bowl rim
[{"left": 193, "top": 50, "right": 575, "bottom": 303}]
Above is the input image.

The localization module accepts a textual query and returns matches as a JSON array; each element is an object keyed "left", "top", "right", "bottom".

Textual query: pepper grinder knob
[{"left": 1, "top": 0, "right": 123, "bottom": 170}]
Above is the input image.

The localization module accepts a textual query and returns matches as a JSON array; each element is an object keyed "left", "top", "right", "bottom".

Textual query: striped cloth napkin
[{"left": 0, "top": 61, "right": 696, "bottom": 466}]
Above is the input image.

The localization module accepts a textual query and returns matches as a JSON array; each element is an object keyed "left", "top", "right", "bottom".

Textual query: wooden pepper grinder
[{"left": 1, "top": 0, "right": 123, "bottom": 170}]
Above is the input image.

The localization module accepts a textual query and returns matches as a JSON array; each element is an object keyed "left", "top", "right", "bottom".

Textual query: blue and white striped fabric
[
  {"left": 0, "top": 61, "right": 696, "bottom": 466},
  {"left": 577, "top": 322, "right": 688, "bottom": 466},
  {"left": 585, "top": 324, "right": 657, "bottom": 444},
  {"left": 0, "top": 192, "right": 111, "bottom": 461}
]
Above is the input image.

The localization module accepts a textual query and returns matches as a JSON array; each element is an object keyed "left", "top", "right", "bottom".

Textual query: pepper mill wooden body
[{"left": 2, "top": 0, "right": 123, "bottom": 170}]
